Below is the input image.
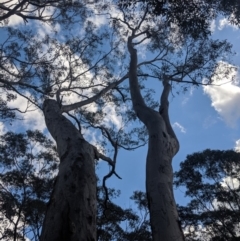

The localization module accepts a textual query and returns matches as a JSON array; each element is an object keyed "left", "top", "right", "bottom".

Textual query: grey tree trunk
[
  {"left": 40, "top": 99, "right": 97, "bottom": 241},
  {"left": 127, "top": 37, "right": 184, "bottom": 241}
]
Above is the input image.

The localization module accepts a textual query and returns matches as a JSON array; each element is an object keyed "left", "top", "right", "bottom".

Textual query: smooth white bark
[{"left": 128, "top": 37, "right": 184, "bottom": 241}]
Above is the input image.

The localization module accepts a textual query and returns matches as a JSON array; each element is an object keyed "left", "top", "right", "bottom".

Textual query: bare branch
[
  {"left": 8, "top": 84, "right": 42, "bottom": 110},
  {"left": 136, "top": 3, "right": 149, "bottom": 31},
  {"left": 66, "top": 112, "right": 81, "bottom": 133},
  {"left": 61, "top": 74, "right": 128, "bottom": 113},
  {"left": 0, "top": 0, "right": 61, "bottom": 22},
  {"left": 0, "top": 0, "right": 28, "bottom": 21}
]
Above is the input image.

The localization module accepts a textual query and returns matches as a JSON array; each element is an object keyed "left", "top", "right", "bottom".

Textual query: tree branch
[
  {"left": 61, "top": 74, "right": 128, "bottom": 113},
  {"left": 127, "top": 35, "right": 156, "bottom": 125},
  {"left": 159, "top": 77, "right": 176, "bottom": 137},
  {"left": 0, "top": 0, "right": 28, "bottom": 21}
]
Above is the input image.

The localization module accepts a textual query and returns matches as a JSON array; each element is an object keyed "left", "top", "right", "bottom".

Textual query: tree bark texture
[
  {"left": 128, "top": 37, "right": 184, "bottom": 241},
  {"left": 40, "top": 99, "right": 96, "bottom": 241}
]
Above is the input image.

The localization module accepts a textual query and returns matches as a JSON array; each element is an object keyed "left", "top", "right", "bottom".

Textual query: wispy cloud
[
  {"left": 6, "top": 93, "right": 46, "bottom": 132},
  {"left": 181, "top": 86, "right": 195, "bottom": 105},
  {"left": 235, "top": 139, "right": 240, "bottom": 152},
  {"left": 172, "top": 122, "right": 186, "bottom": 133},
  {"left": 203, "top": 115, "right": 218, "bottom": 129},
  {"left": 0, "top": 122, "right": 5, "bottom": 135},
  {"left": 218, "top": 17, "right": 238, "bottom": 31},
  {"left": 210, "top": 19, "right": 216, "bottom": 33}
]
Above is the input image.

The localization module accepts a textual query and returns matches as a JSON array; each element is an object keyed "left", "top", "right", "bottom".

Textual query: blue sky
[
  {"left": 1, "top": 7, "right": 240, "bottom": 213},
  {"left": 97, "top": 17, "right": 240, "bottom": 208}
]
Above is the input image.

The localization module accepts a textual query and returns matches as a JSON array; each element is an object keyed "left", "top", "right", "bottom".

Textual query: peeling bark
[
  {"left": 128, "top": 37, "right": 184, "bottom": 241},
  {"left": 40, "top": 99, "right": 96, "bottom": 241}
]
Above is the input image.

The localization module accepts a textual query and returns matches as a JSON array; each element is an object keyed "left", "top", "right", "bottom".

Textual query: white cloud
[
  {"left": 203, "top": 115, "right": 218, "bottom": 129},
  {"left": 3, "top": 0, "right": 55, "bottom": 27},
  {"left": 221, "top": 176, "right": 240, "bottom": 190},
  {"left": 203, "top": 83, "right": 240, "bottom": 127},
  {"left": 203, "top": 62, "right": 240, "bottom": 127},
  {"left": 0, "top": 211, "right": 32, "bottom": 241},
  {"left": 0, "top": 122, "right": 5, "bottom": 135},
  {"left": 218, "top": 18, "right": 229, "bottom": 30},
  {"left": 6, "top": 93, "right": 46, "bottom": 132},
  {"left": 8, "top": 15, "right": 24, "bottom": 26},
  {"left": 36, "top": 20, "right": 56, "bottom": 38},
  {"left": 1, "top": 0, "right": 24, "bottom": 26},
  {"left": 235, "top": 139, "right": 240, "bottom": 152},
  {"left": 181, "top": 86, "right": 195, "bottom": 105},
  {"left": 210, "top": 20, "right": 216, "bottom": 33},
  {"left": 181, "top": 97, "right": 189, "bottom": 105},
  {"left": 86, "top": 0, "right": 121, "bottom": 29},
  {"left": 172, "top": 122, "right": 186, "bottom": 133},
  {"left": 87, "top": 14, "right": 107, "bottom": 28},
  {"left": 102, "top": 104, "right": 122, "bottom": 129},
  {"left": 23, "top": 109, "right": 46, "bottom": 131},
  {"left": 218, "top": 17, "right": 238, "bottom": 31},
  {"left": 82, "top": 127, "right": 105, "bottom": 152},
  {"left": 183, "top": 224, "right": 212, "bottom": 241}
]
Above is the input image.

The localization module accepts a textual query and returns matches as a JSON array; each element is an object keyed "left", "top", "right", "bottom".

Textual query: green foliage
[
  {"left": 174, "top": 149, "right": 240, "bottom": 241},
  {"left": 118, "top": 0, "right": 240, "bottom": 39},
  {"left": 0, "top": 94, "right": 16, "bottom": 120}
]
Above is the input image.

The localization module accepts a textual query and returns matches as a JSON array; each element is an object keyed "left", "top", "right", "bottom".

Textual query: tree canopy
[
  {"left": 0, "top": 130, "right": 58, "bottom": 240},
  {"left": 0, "top": 0, "right": 87, "bottom": 25},
  {"left": 0, "top": 1, "right": 234, "bottom": 183},
  {"left": 119, "top": 0, "right": 240, "bottom": 38},
  {"left": 175, "top": 149, "right": 240, "bottom": 241},
  {"left": 0, "top": 0, "right": 239, "bottom": 240}
]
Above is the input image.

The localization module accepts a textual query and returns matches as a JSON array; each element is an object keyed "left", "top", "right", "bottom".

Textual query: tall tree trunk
[
  {"left": 40, "top": 99, "right": 96, "bottom": 241},
  {"left": 127, "top": 37, "right": 184, "bottom": 241}
]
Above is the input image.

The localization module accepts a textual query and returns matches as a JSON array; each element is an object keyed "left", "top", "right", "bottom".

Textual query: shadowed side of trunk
[
  {"left": 146, "top": 117, "right": 181, "bottom": 241},
  {"left": 40, "top": 99, "right": 96, "bottom": 241}
]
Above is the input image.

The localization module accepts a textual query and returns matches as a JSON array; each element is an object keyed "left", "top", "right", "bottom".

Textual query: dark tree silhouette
[
  {"left": 175, "top": 149, "right": 240, "bottom": 241},
  {"left": 118, "top": 0, "right": 240, "bottom": 38},
  {"left": 0, "top": 130, "right": 58, "bottom": 241},
  {"left": 0, "top": 130, "right": 151, "bottom": 241}
]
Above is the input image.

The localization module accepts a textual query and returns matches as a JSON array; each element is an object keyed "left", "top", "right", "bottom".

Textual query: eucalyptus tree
[
  {"left": 0, "top": 1, "right": 236, "bottom": 241},
  {"left": 0, "top": 0, "right": 88, "bottom": 121},
  {"left": 97, "top": 189, "right": 151, "bottom": 241},
  {"left": 99, "top": 2, "right": 236, "bottom": 240},
  {"left": 0, "top": 3, "right": 147, "bottom": 240},
  {"left": 175, "top": 149, "right": 240, "bottom": 241},
  {"left": 119, "top": 0, "right": 240, "bottom": 38},
  {"left": 0, "top": 130, "right": 151, "bottom": 241},
  {"left": 0, "top": 130, "right": 58, "bottom": 241}
]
